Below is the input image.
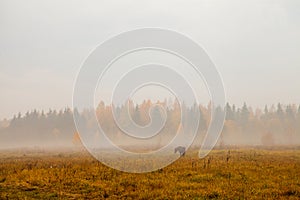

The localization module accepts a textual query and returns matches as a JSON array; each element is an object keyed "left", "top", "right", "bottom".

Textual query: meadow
[{"left": 0, "top": 147, "right": 300, "bottom": 199}]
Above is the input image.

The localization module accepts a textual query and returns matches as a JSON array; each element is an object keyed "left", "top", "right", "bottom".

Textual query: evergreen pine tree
[{"left": 240, "top": 102, "right": 249, "bottom": 125}]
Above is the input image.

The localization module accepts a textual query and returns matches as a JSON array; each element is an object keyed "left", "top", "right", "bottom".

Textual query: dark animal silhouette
[{"left": 174, "top": 146, "right": 186, "bottom": 156}]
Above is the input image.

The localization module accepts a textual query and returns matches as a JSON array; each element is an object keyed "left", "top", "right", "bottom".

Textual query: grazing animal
[{"left": 174, "top": 146, "right": 186, "bottom": 156}]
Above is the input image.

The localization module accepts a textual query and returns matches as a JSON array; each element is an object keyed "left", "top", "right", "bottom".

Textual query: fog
[
  {"left": 0, "top": 1, "right": 299, "bottom": 150},
  {"left": 0, "top": 102, "right": 299, "bottom": 150},
  {"left": 1, "top": 0, "right": 300, "bottom": 119}
]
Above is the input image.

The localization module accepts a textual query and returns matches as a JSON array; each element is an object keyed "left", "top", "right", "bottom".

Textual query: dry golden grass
[{"left": 0, "top": 148, "right": 300, "bottom": 199}]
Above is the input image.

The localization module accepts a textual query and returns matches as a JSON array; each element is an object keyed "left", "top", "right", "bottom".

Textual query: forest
[{"left": 0, "top": 101, "right": 300, "bottom": 148}]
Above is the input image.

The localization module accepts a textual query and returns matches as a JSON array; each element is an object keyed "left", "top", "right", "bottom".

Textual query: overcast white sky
[{"left": 0, "top": 0, "right": 300, "bottom": 119}]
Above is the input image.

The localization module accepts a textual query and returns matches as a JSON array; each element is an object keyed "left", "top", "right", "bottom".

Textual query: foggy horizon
[
  {"left": 1, "top": 1, "right": 300, "bottom": 198},
  {"left": 1, "top": 100, "right": 299, "bottom": 150},
  {"left": 1, "top": 100, "right": 299, "bottom": 121},
  {"left": 1, "top": 0, "right": 300, "bottom": 119}
]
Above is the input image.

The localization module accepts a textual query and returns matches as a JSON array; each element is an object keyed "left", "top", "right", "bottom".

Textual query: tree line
[{"left": 0, "top": 101, "right": 299, "bottom": 148}]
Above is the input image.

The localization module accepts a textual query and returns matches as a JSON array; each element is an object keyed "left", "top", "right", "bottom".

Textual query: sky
[{"left": 0, "top": 0, "right": 300, "bottom": 119}]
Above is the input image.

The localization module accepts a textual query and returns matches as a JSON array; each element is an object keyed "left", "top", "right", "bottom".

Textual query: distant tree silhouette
[
  {"left": 240, "top": 102, "right": 249, "bottom": 126},
  {"left": 276, "top": 103, "right": 284, "bottom": 120},
  {"left": 1, "top": 101, "right": 300, "bottom": 147},
  {"left": 225, "top": 103, "right": 234, "bottom": 120}
]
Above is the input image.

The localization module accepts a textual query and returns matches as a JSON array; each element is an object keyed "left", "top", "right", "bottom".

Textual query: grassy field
[{"left": 0, "top": 147, "right": 300, "bottom": 199}]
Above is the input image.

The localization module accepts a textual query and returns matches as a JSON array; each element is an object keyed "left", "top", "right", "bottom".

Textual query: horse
[{"left": 174, "top": 146, "right": 186, "bottom": 156}]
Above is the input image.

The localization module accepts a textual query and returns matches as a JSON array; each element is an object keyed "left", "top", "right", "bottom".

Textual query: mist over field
[
  {"left": 1, "top": 0, "right": 300, "bottom": 150},
  {"left": 0, "top": 101, "right": 299, "bottom": 149},
  {"left": 1, "top": 0, "right": 300, "bottom": 198}
]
